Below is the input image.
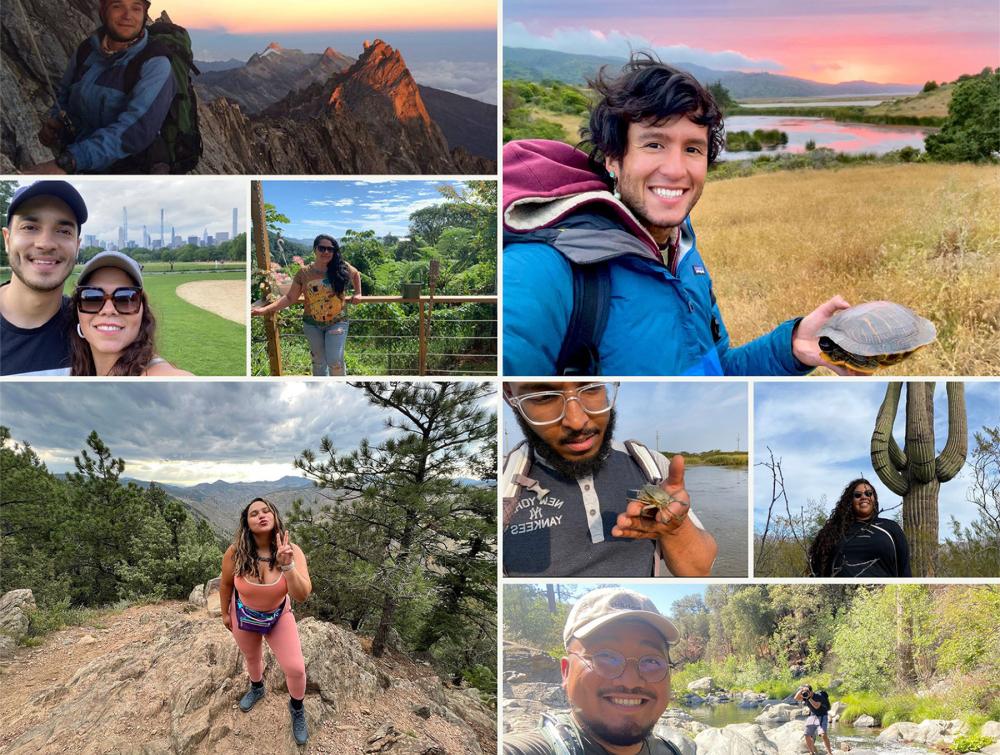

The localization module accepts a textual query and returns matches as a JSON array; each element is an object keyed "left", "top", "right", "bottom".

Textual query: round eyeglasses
[
  {"left": 74, "top": 286, "right": 143, "bottom": 315},
  {"left": 508, "top": 382, "right": 619, "bottom": 426},
  {"left": 568, "top": 649, "right": 671, "bottom": 683}
]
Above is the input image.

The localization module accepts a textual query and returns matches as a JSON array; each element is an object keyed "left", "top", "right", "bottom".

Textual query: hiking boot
[
  {"left": 239, "top": 683, "right": 266, "bottom": 712},
  {"left": 289, "top": 700, "right": 308, "bottom": 745}
]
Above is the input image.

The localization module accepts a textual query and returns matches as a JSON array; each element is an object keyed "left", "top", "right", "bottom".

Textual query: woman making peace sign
[{"left": 220, "top": 498, "right": 313, "bottom": 744}]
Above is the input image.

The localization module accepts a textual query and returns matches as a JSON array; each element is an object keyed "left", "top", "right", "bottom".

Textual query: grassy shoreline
[{"left": 662, "top": 451, "right": 748, "bottom": 468}]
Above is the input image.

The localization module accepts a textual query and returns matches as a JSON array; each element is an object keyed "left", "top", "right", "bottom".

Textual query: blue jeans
[{"left": 302, "top": 320, "right": 349, "bottom": 376}]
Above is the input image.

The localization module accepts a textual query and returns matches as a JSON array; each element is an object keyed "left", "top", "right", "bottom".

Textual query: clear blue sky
[{"left": 262, "top": 180, "right": 468, "bottom": 241}]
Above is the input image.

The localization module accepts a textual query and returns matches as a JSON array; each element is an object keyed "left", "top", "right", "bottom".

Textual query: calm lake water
[
  {"left": 685, "top": 702, "right": 934, "bottom": 754},
  {"left": 684, "top": 466, "right": 748, "bottom": 577},
  {"left": 720, "top": 115, "right": 930, "bottom": 160},
  {"left": 741, "top": 100, "right": 887, "bottom": 108}
]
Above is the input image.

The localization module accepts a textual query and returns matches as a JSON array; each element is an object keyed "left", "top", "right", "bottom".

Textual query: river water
[
  {"left": 684, "top": 702, "right": 935, "bottom": 754},
  {"left": 683, "top": 466, "right": 748, "bottom": 577},
  {"left": 719, "top": 115, "right": 930, "bottom": 160}
]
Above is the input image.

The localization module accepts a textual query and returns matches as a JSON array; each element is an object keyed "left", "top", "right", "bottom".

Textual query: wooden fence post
[{"left": 250, "top": 181, "right": 282, "bottom": 376}]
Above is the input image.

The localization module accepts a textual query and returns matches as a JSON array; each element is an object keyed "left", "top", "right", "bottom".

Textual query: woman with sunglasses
[
  {"left": 251, "top": 234, "right": 362, "bottom": 376},
  {"left": 807, "top": 478, "right": 911, "bottom": 577},
  {"left": 69, "top": 251, "right": 190, "bottom": 376},
  {"left": 219, "top": 498, "right": 312, "bottom": 745}
]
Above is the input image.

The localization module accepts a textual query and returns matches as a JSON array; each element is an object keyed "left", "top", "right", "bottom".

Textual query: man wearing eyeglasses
[
  {"left": 502, "top": 381, "right": 717, "bottom": 576},
  {"left": 505, "top": 587, "right": 683, "bottom": 755},
  {"left": 1, "top": 181, "right": 87, "bottom": 375}
]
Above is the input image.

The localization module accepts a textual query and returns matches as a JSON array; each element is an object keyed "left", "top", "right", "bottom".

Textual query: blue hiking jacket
[{"left": 53, "top": 31, "right": 175, "bottom": 172}]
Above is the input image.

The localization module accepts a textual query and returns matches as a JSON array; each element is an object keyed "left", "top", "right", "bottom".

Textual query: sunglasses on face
[
  {"left": 853, "top": 490, "right": 875, "bottom": 499},
  {"left": 315, "top": 245, "right": 336, "bottom": 253},
  {"left": 74, "top": 286, "right": 143, "bottom": 315}
]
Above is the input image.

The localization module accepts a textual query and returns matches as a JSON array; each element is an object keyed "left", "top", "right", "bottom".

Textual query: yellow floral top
[{"left": 293, "top": 263, "right": 358, "bottom": 326}]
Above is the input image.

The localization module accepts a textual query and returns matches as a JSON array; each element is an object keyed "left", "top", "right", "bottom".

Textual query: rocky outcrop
[
  {"left": 878, "top": 719, "right": 969, "bottom": 747},
  {"left": 756, "top": 703, "right": 810, "bottom": 724},
  {"left": 503, "top": 642, "right": 562, "bottom": 684},
  {"left": 653, "top": 724, "right": 697, "bottom": 755},
  {"left": 0, "top": 589, "right": 37, "bottom": 656},
  {"left": 697, "top": 723, "right": 780, "bottom": 755},
  {"left": 1, "top": 601, "right": 493, "bottom": 753},
  {"left": 687, "top": 676, "right": 715, "bottom": 692},
  {"left": 982, "top": 721, "right": 1000, "bottom": 739},
  {"left": 854, "top": 714, "right": 877, "bottom": 728}
]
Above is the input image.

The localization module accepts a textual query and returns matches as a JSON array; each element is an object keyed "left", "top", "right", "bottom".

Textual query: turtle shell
[{"left": 818, "top": 301, "right": 936, "bottom": 358}]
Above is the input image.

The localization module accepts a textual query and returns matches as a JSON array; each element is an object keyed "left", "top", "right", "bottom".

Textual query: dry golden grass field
[{"left": 692, "top": 162, "right": 1000, "bottom": 375}]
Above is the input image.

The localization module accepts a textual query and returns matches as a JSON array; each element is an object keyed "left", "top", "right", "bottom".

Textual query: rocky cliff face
[
  {"left": 195, "top": 44, "right": 354, "bottom": 115},
  {"left": 1, "top": 5, "right": 495, "bottom": 175},
  {"left": 0, "top": 600, "right": 496, "bottom": 754}
]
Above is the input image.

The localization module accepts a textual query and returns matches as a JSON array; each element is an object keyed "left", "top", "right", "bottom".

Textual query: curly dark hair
[
  {"left": 807, "top": 478, "right": 880, "bottom": 577},
  {"left": 231, "top": 498, "right": 287, "bottom": 581},
  {"left": 581, "top": 51, "right": 726, "bottom": 179},
  {"left": 313, "top": 234, "right": 349, "bottom": 296},
  {"left": 68, "top": 283, "right": 158, "bottom": 376}
]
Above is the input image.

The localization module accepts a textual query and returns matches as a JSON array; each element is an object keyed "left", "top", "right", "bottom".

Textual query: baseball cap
[
  {"left": 6, "top": 181, "right": 88, "bottom": 229},
  {"left": 78, "top": 251, "right": 144, "bottom": 286},
  {"left": 564, "top": 588, "right": 679, "bottom": 648}
]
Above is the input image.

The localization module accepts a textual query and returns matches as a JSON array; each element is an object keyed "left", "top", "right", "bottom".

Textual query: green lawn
[{"left": 64, "top": 271, "right": 247, "bottom": 376}]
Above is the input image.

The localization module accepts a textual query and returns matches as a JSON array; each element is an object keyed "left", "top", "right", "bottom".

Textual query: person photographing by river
[{"left": 794, "top": 684, "right": 834, "bottom": 755}]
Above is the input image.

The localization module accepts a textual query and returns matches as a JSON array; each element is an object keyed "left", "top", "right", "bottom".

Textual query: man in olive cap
[
  {"left": 505, "top": 587, "right": 683, "bottom": 755},
  {"left": 29, "top": 0, "right": 175, "bottom": 174},
  {"left": 1, "top": 181, "right": 88, "bottom": 375}
]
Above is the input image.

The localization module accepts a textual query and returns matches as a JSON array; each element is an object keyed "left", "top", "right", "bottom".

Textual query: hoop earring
[{"left": 77, "top": 323, "right": 85, "bottom": 339}]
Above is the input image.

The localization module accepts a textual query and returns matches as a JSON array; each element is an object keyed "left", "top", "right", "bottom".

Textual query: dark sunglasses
[
  {"left": 315, "top": 245, "right": 336, "bottom": 253},
  {"left": 74, "top": 286, "right": 143, "bottom": 315},
  {"left": 853, "top": 490, "right": 875, "bottom": 499}
]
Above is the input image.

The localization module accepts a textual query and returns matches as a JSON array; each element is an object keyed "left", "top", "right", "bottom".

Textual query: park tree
[
  {"left": 291, "top": 382, "right": 496, "bottom": 664},
  {"left": 922, "top": 80, "right": 939, "bottom": 93},
  {"left": 0, "top": 180, "right": 16, "bottom": 264},
  {"left": 924, "top": 70, "right": 1000, "bottom": 161},
  {"left": 708, "top": 81, "right": 736, "bottom": 113},
  {"left": 870, "top": 383, "right": 968, "bottom": 576}
]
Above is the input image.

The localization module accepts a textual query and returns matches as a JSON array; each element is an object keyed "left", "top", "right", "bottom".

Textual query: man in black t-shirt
[
  {"left": 794, "top": 684, "right": 834, "bottom": 755},
  {"left": 1, "top": 181, "right": 88, "bottom": 376},
  {"left": 502, "top": 381, "right": 717, "bottom": 576}
]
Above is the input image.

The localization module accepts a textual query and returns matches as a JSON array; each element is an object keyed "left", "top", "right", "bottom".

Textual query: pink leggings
[{"left": 229, "top": 596, "right": 307, "bottom": 699}]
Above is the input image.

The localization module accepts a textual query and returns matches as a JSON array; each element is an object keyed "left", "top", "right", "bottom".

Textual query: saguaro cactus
[{"left": 870, "top": 382, "right": 967, "bottom": 576}]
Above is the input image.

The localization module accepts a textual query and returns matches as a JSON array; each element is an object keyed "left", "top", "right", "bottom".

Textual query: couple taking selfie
[{"left": 0, "top": 181, "right": 189, "bottom": 376}]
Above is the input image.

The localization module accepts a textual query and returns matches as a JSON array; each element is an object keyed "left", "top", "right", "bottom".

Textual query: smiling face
[
  {"left": 2, "top": 196, "right": 80, "bottom": 293},
  {"left": 102, "top": 0, "right": 147, "bottom": 43},
  {"left": 562, "top": 620, "right": 671, "bottom": 748},
  {"left": 77, "top": 267, "right": 142, "bottom": 360},
  {"left": 605, "top": 116, "right": 709, "bottom": 245},
  {"left": 851, "top": 482, "right": 877, "bottom": 520}
]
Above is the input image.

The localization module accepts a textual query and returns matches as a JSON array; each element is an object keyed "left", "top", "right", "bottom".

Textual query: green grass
[
  {"left": 67, "top": 270, "right": 246, "bottom": 376},
  {"left": 662, "top": 450, "right": 748, "bottom": 468},
  {"left": 133, "top": 261, "right": 245, "bottom": 273}
]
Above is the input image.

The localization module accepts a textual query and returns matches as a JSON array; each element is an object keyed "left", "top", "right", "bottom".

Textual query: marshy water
[{"left": 683, "top": 465, "right": 748, "bottom": 577}]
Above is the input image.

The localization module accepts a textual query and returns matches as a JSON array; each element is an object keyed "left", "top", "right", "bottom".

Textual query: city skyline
[{"left": 82, "top": 204, "right": 241, "bottom": 252}]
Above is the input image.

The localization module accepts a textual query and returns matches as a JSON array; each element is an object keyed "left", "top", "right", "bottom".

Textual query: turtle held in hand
[
  {"left": 630, "top": 484, "right": 690, "bottom": 523},
  {"left": 818, "top": 301, "right": 936, "bottom": 373}
]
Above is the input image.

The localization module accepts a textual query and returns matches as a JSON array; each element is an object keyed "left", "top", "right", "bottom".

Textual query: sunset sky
[
  {"left": 159, "top": 0, "right": 497, "bottom": 102},
  {"left": 504, "top": 0, "right": 999, "bottom": 85}
]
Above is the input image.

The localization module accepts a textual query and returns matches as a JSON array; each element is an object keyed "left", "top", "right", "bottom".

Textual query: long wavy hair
[
  {"left": 313, "top": 234, "right": 349, "bottom": 296},
  {"left": 232, "top": 498, "right": 286, "bottom": 580},
  {"left": 69, "top": 286, "right": 158, "bottom": 376},
  {"left": 807, "top": 478, "right": 880, "bottom": 577}
]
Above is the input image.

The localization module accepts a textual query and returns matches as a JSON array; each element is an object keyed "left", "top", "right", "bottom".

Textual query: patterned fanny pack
[{"left": 234, "top": 589, "right": 284, "bottom": 634}]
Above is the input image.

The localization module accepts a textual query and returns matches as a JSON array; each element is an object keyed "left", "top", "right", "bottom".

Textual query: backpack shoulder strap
[
  {"left": 623, "top": 439, "right": 666, "bottom": 484},
  {"left": 540, "top": 712, "right": 581, "bottom": 755},
  {"left": 653, "top": 736, "right": 682, "bottom": 755},
  {"left": 123, "top": 37, "right": 171, "bottom": 93},
  {"left": 555, "top": 261, "right": 610, "bottom": 376},
  {"left": 501, "top": 441, "right": 533, "bottom": 530}
]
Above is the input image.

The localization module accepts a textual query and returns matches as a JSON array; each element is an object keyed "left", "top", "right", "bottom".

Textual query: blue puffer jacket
[
  {"left": 502, "top": 139, "right": 812, "bottom": 377},
  {"left": 53, "top": 31, "right": 175, "bottom": 172}
]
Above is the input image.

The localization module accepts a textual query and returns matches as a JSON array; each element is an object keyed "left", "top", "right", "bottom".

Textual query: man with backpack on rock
[
  {"left": 502, "top": 52, "right": 856, "bottom": 377},
  {"left": 795, "top": 684, "right": 834, "bottom": 755},
  {"left": 27, "top": 0, "right": 200, "bottom": 175}
]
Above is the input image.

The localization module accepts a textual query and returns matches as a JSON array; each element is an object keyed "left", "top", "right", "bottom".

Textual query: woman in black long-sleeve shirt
[{"left": 808, "top": 478, "right": 911, "bottom": 577}]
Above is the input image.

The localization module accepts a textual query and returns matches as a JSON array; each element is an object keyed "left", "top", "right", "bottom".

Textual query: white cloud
[{"left": 409, "top": 60, "right": 497, "bottom": 105}]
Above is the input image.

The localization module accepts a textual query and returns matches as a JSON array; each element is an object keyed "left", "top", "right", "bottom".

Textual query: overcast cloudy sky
[
  {"left": 263, "top": 180, "right": 471, "bottom": 241},
  {"left": 503, "top": 382, "right": 747, "bottom": 455},
  {"left": 754, "top": 381, "right": 999, "bottom": 536},
  {"left": 14, "top": 178, "right": 245, "bottom": 246},
  {"left": 0, "top": 381, "right": 495, "bottom": 486}
]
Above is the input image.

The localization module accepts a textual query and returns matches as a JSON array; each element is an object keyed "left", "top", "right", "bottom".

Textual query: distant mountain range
[
  {"left": 504, "top": 47, "right": 919, "bottom": 99},
  {"left": 124, "top": 475, "right": 493, "bottom": 538}
]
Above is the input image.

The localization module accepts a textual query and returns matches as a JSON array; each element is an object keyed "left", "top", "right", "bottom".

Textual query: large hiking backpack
[{"left": 74, "top": 20, "right": 202, "bottom": 173}]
